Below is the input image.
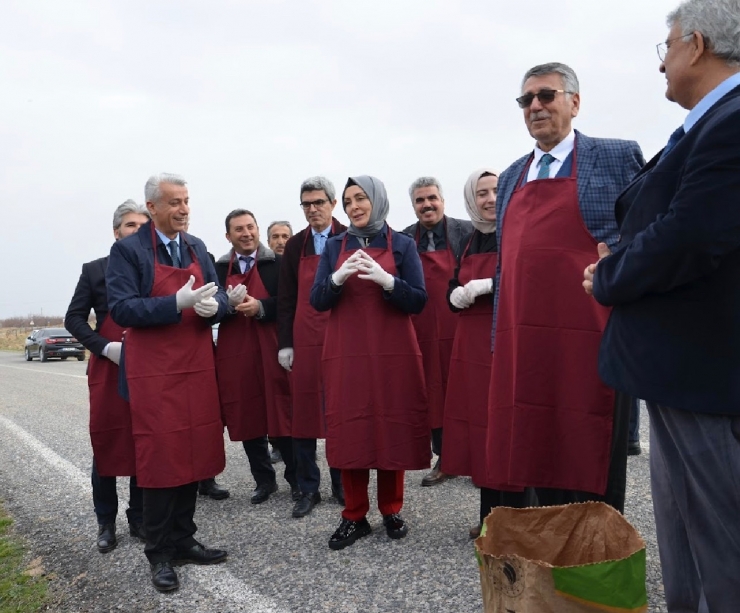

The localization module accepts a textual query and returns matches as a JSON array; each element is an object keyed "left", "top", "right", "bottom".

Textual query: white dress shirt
[{"left": 526, "top": 130, "right": 576, "bottom": 183}]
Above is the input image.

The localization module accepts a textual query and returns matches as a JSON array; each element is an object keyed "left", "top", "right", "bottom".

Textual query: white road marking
[
  {"left": 0, "top": 414, "right": 289, "bottom": 613},
  {"left": 0, "top": 364, "right": 87, "bottom": 379}
]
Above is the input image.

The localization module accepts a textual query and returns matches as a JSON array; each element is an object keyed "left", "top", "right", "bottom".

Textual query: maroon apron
[
  {"left": 486, "top": 142, "right": 615, "bottom": 494},
  {"left": 291, "top": 226, "right": 336, "bottom": 439},
  {"left": 411, "top": 222, "right": 460, "bottom": 429},
  {"left": 125, "top": 227, "right": 226, "bottom": 488},
  {"left": 440, "top": 236, "right": 498, "bottom": 485},
  {"left": 215, "top": 252, "right": 292, "bottom": 441},
  {"left": 88, "top": 315, "right": 136, "bottom": 477},
  {"left": 322, "top": 230, "right": 429, "bottom": 470}
]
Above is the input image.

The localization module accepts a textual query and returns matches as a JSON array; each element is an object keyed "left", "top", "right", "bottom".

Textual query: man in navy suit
[
  {"left": 107, "top": 173, "right": 230, "bottom": 592},
  {"left": 585, "top": 1, "right": 740, "bottom": 609},
  {"left": 485, "top": 62, "right": 644, "bottom": 515}
]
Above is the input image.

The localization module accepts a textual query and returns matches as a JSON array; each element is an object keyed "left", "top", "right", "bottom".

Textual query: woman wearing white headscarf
[
  {"left": 443, "top": 169, "right": 525, "bottom": 537},
  {"left": 311, "top": 175, "right": 429, "bottom": 550}
]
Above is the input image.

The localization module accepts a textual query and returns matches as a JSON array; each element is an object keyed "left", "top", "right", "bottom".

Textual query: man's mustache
[
  {"left": 421, "top": 206, "right": 436, "bottom": 214},
  {"left": 530, "top": 111, "right": 551, "bottom": 121}
]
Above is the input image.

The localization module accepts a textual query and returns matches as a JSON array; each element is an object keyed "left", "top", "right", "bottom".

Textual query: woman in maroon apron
[
  {"left": 310, "top": 175, "right": 428, "bottom": 550},
  {"left": 486, "top": 138, "right": 617, "bottom": 504},
  {"left": 441, "top": 168, "right": 515, "bottom": 539}
]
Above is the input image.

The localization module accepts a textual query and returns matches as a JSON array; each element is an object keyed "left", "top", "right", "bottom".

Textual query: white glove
[
  {"left": 227, "top": 284, "right": 247, "bottom": 307},
  {"left": 331, "top": 250, "right": 364, "bottom": 286},
  {"left": 450, "top": 286, "right": 474, "bottom": 310},
  {"left": 105, "top": 342, "right": 122, "bottom": 365},
  {"left": 278, "top": 348, "right": 294, "bottom": 371},
  {"left": 356, "top": 253, "right": 394, "bottom": 291},
  {"left": 464, "top": 278, "right": 494, "bottom": 300},
  {"left": 176, "top": 275, "right": 218, "bottom": 311},
  {"left": 193, "top": 296, "right": 219, "bottom": 318}
]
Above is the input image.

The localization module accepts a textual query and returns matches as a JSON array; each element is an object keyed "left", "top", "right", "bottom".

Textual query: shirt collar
[
  {"left": 155, "top": 227, "right": 179, "bottom": 247},
  {"left": 533, "top": 129, "right": 575, "bottom": 165},
  {"left": 684, "top": 72, "right": 740, "bottom": 133},
  {"left": 311, "top": 226, "right": 330, "bottom": 238},
  {"left": 427, "top": 218, "right": 445, "bottom": 237}
]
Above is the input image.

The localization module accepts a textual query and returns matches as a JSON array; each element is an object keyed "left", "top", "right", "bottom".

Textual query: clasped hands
[
  {"left": 450, "top": 278, "right": 493, "bottom": 309},
  {"left": 332, "top": 250, "right": 394, "bottom": 291},
  {"left": 175, "top": 275, "right": 220, "bottom": 318},
  {"left": 582, "top": 243, "right": 612, "bottom": 296}
]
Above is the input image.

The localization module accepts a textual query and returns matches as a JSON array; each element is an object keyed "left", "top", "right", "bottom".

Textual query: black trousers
[
  {"left": 143, "top": 481, "right": 198, "bottom": 564},
  {"left": 431, "top": 427, "right": 443, "bottom": 458},
  {"left": 293, "top": 438, "right": 342, "bottom": 495},
  {"left": 533, "top": 390, "right": 631, "bottom": 513},
  {"left": 479, "top": 488, "right": 536, "bottom": 524},
  {"left": 91, "top": 457, "right": 143, "bottom": 526},
  {"left": 242, "top": 436, "right": 296, "bottom": 487}
]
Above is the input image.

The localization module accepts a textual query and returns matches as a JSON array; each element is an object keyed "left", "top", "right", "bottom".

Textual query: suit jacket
[
  {"left": 277, "top": 218, "right": 347, "bottom": 349},
  {"left": 107, "top": 220, "right": 228, "bottom": 329},
  {"left": 595, "top": 85, "right": 740, "bottom": 415},
  {"left": 64, "top": 256, "right": 111, "bottom": 357},
  {"left": 402, "top": 216, "right": 473, "bottom": 263},
  {"left": 215, "top": 243, "right": 281, "bottom": 322},
  {"left": 491, "top": 131, "right": 645, "bottom": 344}
]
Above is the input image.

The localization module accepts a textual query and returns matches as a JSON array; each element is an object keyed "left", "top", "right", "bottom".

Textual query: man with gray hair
[
  {"left": 65, "top": 199, "right": 149, "bottom": 555},
  {"left": 277, "top": 176, "right": 347, "bottom": 517},
  {"left": 402, "top": 178, "right": 472, "bottom": 487},
  {"left": 485, "top": 63, "right": 644, "bottom": 516},
  {"left": 586, "top": 1, "right": 740, "bottom": 609},
  {"left": 107, "top": 173, "right": 229, "bottom": 592},
  {"left": 267, "top": 220, "right": 293, "bottom": 256}
]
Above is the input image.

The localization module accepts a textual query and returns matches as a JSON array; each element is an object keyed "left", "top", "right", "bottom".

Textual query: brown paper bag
[{"left": 475, "top": 502, "right": 647, "bottom": 613}]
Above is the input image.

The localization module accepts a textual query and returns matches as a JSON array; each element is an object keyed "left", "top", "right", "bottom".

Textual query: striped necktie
[{"left": 536, "top": 153, "right": 555, "bottom": 180}]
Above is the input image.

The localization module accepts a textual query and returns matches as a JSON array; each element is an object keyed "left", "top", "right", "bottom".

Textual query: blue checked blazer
[{"left": 491, "top": 130, "right": 644, "bottom": 345}]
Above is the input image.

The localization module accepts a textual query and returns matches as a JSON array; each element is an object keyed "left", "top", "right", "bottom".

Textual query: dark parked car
[{"left": 25, "top": 328, "right": 85, "bottom": 362}]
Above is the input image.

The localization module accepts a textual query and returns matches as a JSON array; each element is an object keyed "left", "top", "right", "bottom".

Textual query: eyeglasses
[
  {"left": 515, "top": 89, "right": 573, "bottom": 109},
  {"left": 656, "top": 32, "right": 695, "bottom": 62},
  {"left": 299, "top": 199, "right": 328, "bottom": 210}
]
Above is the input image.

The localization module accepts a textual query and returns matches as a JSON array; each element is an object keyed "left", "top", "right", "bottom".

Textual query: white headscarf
[{"left": 463, "top": 168, "right": 499, "bottom": 234}]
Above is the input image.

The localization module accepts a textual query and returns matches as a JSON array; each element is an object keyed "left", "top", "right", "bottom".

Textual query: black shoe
[
  {"left": 198, "top": 478, "right": 230, "bottom": 500},
  {"left": 421, "top": 459, "right": 454, "bottom": 487},
  {"left": 383, "top": 514, "right": 409, "bottom": 540},
  {"left": 128, "top": 522, "right": 147, "bottom": 542},
  {"left": 270, "top": 448, "right": 282, "bottom": 464},
  {"left": 97, "top": 524, "right": 117, "bottom": 553},
  {"left": 628, "top": 441, "right": 642, "bottom": 456},
  {"left": 151, "top": 562, "right": 179, "bottom": 592},
  {"left": 331, "top": 483, "right": 345, "bottom": 506},
  {"left": 292, "top": 492, "right": 321, "bottom": 518},
  {"left": 328, "top": 517, "right": 372, "bottom": 550},
  {"left": 290, "top": 482, "right": 302, "bottom": 502},
  {"left": 251, "top": 482, "right": 278, "bottom": 504},
  {"left": 172, "top": 543, "right": 228, "bottom": 566}
]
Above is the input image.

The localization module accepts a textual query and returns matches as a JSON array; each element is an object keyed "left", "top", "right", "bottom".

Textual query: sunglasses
[{"left": 515, "top": 89, "right": 573, "bottom": 109}]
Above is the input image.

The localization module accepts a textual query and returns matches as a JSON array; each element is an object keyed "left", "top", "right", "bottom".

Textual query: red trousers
[{"left": 341, "top": 469, "right": 404, "bottom": 521}]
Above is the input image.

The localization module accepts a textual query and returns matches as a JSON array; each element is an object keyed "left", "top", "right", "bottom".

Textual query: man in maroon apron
[
  {"left": 107, "top": 173, "right": 229, "bottom": 593},
  {"left": 277, "top": 176, "right": 347, "bottom": 518},
  {"left": 486, "top": 63, "right": 644, "bottom": 511},
  {"left": 214, "top": 209, "right": 298, "bottom": 506},
  {"left": 402, "top": 178, "right": 472, "bottom": 487},
  {"left": 64, "top": 200, "right": 149, "bottom": 554}
]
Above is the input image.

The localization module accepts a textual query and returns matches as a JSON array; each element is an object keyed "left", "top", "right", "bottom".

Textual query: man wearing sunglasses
[
  {"left": 277, "top": 176, "right": 347, "bottom": 518},
  {"left": 485, "top": 63, "right": 644, "bottom": 516},
  {"left": 586, "top": 0, "right": 740, "bottom": 609}
]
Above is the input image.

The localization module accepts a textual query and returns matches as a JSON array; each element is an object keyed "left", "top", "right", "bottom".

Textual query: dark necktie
[
  {"left": 167, "top": 240, "right": 181, "bottom": 268},
  {"left": 661, "top": 126, "right": 685, "bottom": 158},
  {"left": 537, "top": 153, "right": 555, "bottom": 180},
  {"left": 426, "top": 230, "right": 436, "bottom": 252},
  {"left": 240, "top": 256, "right": 252, "bottom": 273}
]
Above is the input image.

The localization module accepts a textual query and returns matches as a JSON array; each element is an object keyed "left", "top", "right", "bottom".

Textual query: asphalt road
[{"left": 0, "top": 350, "right": 667, "bottom": 612}]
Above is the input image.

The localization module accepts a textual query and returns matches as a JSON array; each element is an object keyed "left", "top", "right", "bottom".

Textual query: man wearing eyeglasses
[
  {"left": 277, "top": 176, "right": 347, "bottom": 518},
  {"left": 485, "top": 63, "right": 644, "bottom": 516},
  {"left": 585, "top": 1, "right": 740, "bottom": 609}
]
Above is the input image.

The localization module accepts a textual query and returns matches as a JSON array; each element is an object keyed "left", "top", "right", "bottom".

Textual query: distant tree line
[{"left": 0, "top": 312, "right": 96, "bottom": 329}]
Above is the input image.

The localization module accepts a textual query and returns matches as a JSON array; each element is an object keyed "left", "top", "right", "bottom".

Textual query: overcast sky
[{"left": 0, "top": 0, "right": 686, "bottom": 321}]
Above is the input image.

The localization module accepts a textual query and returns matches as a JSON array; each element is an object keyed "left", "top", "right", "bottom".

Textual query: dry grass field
[{"left": 0, "top": 327, "right": 34, "bottom": 352}]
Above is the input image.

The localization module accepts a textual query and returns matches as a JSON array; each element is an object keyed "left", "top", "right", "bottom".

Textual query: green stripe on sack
[{"left": 551, "top": 549, "right": 647, "bottom": 610}]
